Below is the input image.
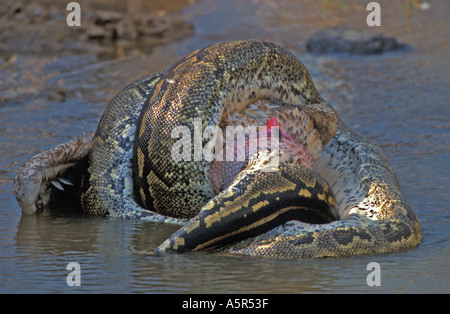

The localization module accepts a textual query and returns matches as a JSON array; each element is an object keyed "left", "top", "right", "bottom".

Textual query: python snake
[{"left": 14, "top": 40, "right": 422, "bottom": 258}]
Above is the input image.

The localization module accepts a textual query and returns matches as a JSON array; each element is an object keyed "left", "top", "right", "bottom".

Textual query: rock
[
  {"left": 0, "top": 1, "right": 194, "bottom": 57},
  {"left": 83, "top": 10, "right": 193, "bottom": 44},
  {"left": 86, "top": 24, "right": 107, "bottom": 40},
  {"left": 114, "top": 16, "right": 138, "bottom": 41},
  {"left": 305, "top": 26, "right": 408, "bottom": 55},
  {"left": 94, "top": 10, "right": 124, "bottom": 25}
]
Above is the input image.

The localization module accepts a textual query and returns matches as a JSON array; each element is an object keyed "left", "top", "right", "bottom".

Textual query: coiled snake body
[{"left": 14, "top": 40, "right": 422, "bottom": 258}]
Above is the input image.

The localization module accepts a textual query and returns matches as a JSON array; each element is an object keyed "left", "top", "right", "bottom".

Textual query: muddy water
[{"left": 0, "top": 0, "right": 448, "bottom": 293}]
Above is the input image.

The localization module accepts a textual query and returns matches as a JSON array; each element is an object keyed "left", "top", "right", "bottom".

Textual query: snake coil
[{"left": 14, "top": 40, "right": 422, "bottom": 258}]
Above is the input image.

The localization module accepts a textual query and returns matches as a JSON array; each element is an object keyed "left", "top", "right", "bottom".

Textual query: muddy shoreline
[
  {"left": 0, "top": 0, "right": 195, "bottom": 107},
  {"left": 1, "top": 0, "right": 429, "bottom": 108}
]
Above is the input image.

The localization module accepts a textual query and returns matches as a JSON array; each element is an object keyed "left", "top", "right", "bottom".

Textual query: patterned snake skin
[{"left": 13, "top": 40, "right": 422, "bottom": 258}]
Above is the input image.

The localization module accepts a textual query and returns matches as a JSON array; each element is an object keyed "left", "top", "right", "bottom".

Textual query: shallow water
[{"left": 0, "top": 0, "right": 449, "bottom": 293}]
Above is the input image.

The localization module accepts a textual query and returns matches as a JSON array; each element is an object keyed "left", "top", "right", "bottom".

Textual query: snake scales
[{"left": 14, "top": 40, "right": 422, "bottom": 258}]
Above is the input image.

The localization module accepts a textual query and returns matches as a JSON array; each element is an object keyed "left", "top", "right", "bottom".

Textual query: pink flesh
[{"left": 210, "top": 118, "right": 314, "bottom": 194}]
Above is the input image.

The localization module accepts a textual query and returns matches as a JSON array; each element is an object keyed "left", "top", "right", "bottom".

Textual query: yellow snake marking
[
  {"left": 139, "top": 187, "right": 146, "bottom": 205},
  {"left": 252, "top": 200, "right": 270, "bottom": 212},
  {"left": 203, "top": 174, "right": 298, "bottom": 228},
  {"left": 137, "top": 146, "right": 145, "bottom": 179},
  {"left": 317, "top": 192, "right": 326, "bottom": 201},
  {"left": 299, "top": 188, "right": 312, "bottom": 198},
  {"left": 185, "top": 219, "right": 201, "bottom": 234},
  {"left": 195, "top": 206, "right": 313, "bottom": 251},
  {"left": 173, "top": 237, "right": 185, "bottom": 250}
]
